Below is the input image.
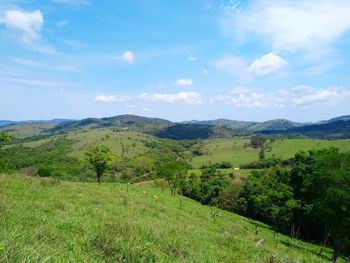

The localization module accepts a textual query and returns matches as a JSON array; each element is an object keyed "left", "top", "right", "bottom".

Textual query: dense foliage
[
  {"left": 223, "top": 148, "right": 350, "bottom": 261},
  {"left": 181, "top": 167, "right": 228, "bottom": 205},
  {"left": 0, "top": 138, "right": 84, "bottom": 179}
]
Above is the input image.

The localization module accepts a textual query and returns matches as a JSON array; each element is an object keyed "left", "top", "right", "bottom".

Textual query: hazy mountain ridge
[
  {"left": 0, "top": 119, "right": 72, "bottom": 128},
  {"left": 2, "top": 114, "right": 349, "bottom": 140}
]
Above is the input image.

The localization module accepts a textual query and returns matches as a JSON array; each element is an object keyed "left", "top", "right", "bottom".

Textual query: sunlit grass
[{"left": 0, "top": 174, "right": 343, "bottom": 262}]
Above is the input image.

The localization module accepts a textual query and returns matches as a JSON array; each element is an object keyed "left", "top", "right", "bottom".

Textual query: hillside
[
  {"left": 50, "top": 115, "right": 172, "bottom": 134},
  {"left": 0, "top": 174, "right": 338, "bottom": 262},
  {"left": 248, "top": 119, "right": 303, "bottom": 131},
  {"left": 260, "top": 120, "right": 350, "bottom": 138},
  {"left": 154, "top": 123, "right": 238, "bottom": 140},
  {"left": 188, "top": 119, "right": 303, "bottom": 131}
]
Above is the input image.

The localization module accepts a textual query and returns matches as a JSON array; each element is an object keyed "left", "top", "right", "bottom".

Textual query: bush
[{"left": 37, "top": 167, "right": 53, "bottom": 177}]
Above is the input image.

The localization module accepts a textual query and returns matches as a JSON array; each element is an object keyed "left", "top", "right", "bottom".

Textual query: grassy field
[
  {"left": 0, "top": 123, "right": 55, "bottom": 139},
  {"left": 191, "top": 138, "right": 350, "bottom": 168},
  {"left": 1, "top": 174, "right": 343, "bottom": 262}
]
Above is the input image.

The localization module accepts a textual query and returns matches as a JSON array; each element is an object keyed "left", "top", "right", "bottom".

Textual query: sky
[{"left": 0, "top": 0, "right": 350, "bottom": 122}]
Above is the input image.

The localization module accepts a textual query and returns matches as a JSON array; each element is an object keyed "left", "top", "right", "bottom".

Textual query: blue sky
[{"left": 0, "top": 0, "right": 350, "bottom": 122}]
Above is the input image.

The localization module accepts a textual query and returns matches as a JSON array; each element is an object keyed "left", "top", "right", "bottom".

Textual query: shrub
[{"left": 37, "top": 167, "right": 53, "bottom": 177}]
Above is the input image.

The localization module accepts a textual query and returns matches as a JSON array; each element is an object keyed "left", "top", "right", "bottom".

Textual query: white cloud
[
  {"left": 0, "top": 10, "right": 44, "bottom": 42},
  {"left": 248, "top": 52, "right": 287, "bottom": 75},
  {"left": 122, "top": 51, "right": 135, "bottom": 64},
  {"left": 139, "top": 92, "right": 201, "bottom": 105},
  {"left": 222, "top": 0, "right": 350, "bottom": 51},
  {"left": 202, "top": 69, "right": 208, "bottom": 75},
  {"left": 142, "top": 107, "right": 151, "bottom": 112},
  {"left": 211, "top": 86, "right": 350, "bottom": 107},
  {"left": 175, "top": 78, "right": 193, "bottom": 86},
  {"left": 187, "top": 56, "right": 197, "bottom": 61},
  {"left": 293, "top": 88, "right": 350, "bottom": 106},
  {"left": 94, "top": 94, "right": 131, "bottom": 103}
]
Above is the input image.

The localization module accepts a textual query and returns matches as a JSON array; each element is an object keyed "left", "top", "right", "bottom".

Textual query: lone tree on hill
[
  {"left": 157, "top": 162, "right": 187, "bottom": 196},
  {"left": 85, "top": 145, "right": 116, "bottom": 184}
]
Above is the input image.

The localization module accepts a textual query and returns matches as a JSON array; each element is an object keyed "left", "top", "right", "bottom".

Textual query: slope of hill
[
  {"left": 185, "top": 119, "right": 258, "bottom": 130},
  {"left": 0, "top": 174, "right": 336, "bottom": 262},
  {"left": 260, "top": 120, "right": 350, "bottom": 138},
  {"left": 50, "top": 114, "right": 172, "bottom": 134},
  {"left": 154, "top": 123, "right": 238, "bottom": 140},
  {"left": 317, "top": 115, "right": 350, "bottom": 124},
  {"left": 0, "top": 123, "right": 57, "bottom": 139},
  {"left": 188, "top": 119, "right": 304, "bottom": 132},
  {"left": 0, "top": 119, "right": 71, "bottom": 128},
  {"left": 249, "top": 119, "right": 303, "bottom": 131}
]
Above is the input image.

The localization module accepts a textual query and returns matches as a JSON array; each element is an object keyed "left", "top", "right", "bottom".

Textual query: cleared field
[
  {"left": 0, "top": 174, "right": 341, "bottom": 262},
  {"left": 64, "top": 129, "right": 153, "bottom": 159},
  {"left": 191, "top": 138, "right": 350, "bottom": 168},
  {"left": 0, "top": 123, "right": 55, "bottom": 139}
]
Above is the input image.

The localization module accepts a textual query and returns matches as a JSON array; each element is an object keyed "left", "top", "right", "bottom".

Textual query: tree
[
  {"left": 85, "top": 145, "right": 116, "bottom": 184},
  {"left": 250, "top": 135, "right": 267, "bottom": 149},
  {"left": 157, "top": 162, "right": 187, "bottom": 196},
  {"left": 199, "top": 167, "right": 228, "bottom": 205},
  {"left": 239, "top": 168, "right": 299, "bottom": 230},
  {"left": 0, "top": 132, "right": 12, "bottom": 148},
  {"left": 297, "top": 148, "right": 350, "bottom": 262}
]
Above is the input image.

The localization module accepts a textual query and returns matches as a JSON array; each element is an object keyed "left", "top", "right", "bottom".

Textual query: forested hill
[
  {"left": 260, "top": 119, "right": 350, "bottom": 138},
  {"left": 50, "top": 115, "right": 173, "bottom": 133}
]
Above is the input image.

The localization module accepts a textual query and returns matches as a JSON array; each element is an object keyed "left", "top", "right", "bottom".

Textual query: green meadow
[
  {"left": 190, "top": 137, "right": 350, "bottom": 168},
  {"left": 0, "top": 174, "right": 342, "bottom": 263}
]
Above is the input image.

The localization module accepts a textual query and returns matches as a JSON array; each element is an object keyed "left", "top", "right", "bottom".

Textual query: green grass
[
  {"left": 0, "top": 174, "right": 343, "bottom": 262},
  {"left": 0, "top": 123, "right": 55, "bottom": 139},
  {"left": 191, "top": 138, "right": 350, "bottom": 168}
]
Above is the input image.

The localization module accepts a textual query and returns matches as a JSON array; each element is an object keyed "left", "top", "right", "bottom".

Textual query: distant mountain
[
  {"left": 3, "top": 114, "right": 349, "bottom": 139},
  {"left": 0, "top": 121, "right": 16, "bottom": 127},
  {"left": 248, "top": 119, "right": 304, "bottom": 131},
  {"left": 317, "top": 115, "right": 350, "bottom": 124},
  {"left": 50, "top": 114, "right": 173, "bottom": 133},
  {"left": 189, "top": 118, "right": 303, "bottom": 131},
  {"left": 185, "top": 119, "right": 258, "bottom": 130},
  {"left": 260, "top": 120, "right": 350, "bottom": 138},
  {"left": 0, "top": 119, "right": 72, "bottom": 128}
]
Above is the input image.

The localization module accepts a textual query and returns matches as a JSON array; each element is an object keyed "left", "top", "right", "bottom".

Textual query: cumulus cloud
[
  {"left": 122, "top": 51, "right": 135, "bottom": 64},
  {"left": 248, "top": 52, "right": 287, "bottom": 75},
  {"left": 211, "top": 86, "right": 350, "bottom": 107},
  {"left": 0, "top": 10, "right": 44, "bottom": 42},
  {"left": 94, "top": 94, "right": 131, "bottom": 103},
  {"left": 139, "top": 92, "right": 201, "bottom": 104},
  {"left": 175, "top": 78, "right": 193, "bottom": 86},
  {"left": 222, "top": 0, "right": 350, "bottom": 51}
]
